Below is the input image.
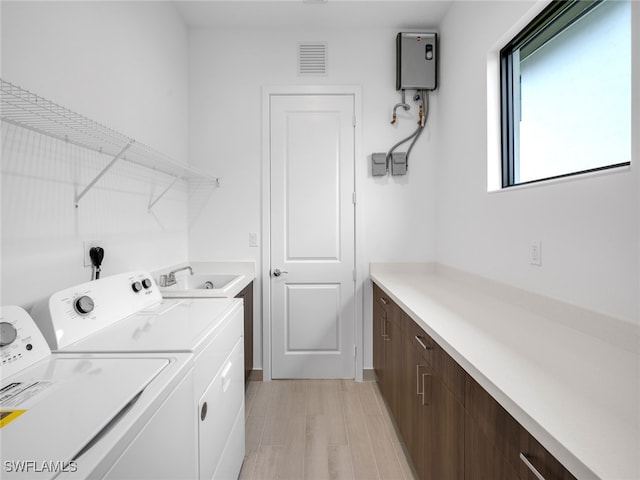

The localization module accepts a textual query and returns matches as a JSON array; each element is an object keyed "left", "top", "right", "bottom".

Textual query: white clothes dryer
[
  {"left": 30, "top": 272, "right": 245, "bottom": 480},
  {"left": 0, "top": 305, "right": 194, "bottom": 480}
]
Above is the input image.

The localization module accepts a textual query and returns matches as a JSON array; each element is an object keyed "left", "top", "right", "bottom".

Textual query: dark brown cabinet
[
  {"left": 401, "top": 318, "right": 433, "bottom": 479},
  {"left": 372, "top": 283, "right": 386, "bottom": 388},
  {"left": 464, "top": 372, "right": 577, "bottom": 480},
  {"left": 235, "top": 281, "right": 253, "bottom": 385},
  {"left": 431, "top": 367, "right": 465, "bottom": 479},
  {"left": 402, "top": 314, "right": 464, "bottom": 480},
  {"left": 374, "top": 286, "right": 463, "bottom": 480},
  {"left": 372, "top": 284, "right": 403, "bottom": 419},
  {"left": 519, "top": 435, "right": 578, "bottom": 480},
  {"left": 464, "top": 375, "right": 522, "bottom": 480},
  {"left": 372, "top": 281, "right": 577, "bottom": 480}
]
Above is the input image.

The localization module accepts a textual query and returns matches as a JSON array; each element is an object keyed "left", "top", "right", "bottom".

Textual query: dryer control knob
[
  {"left": 131, "top": 281, "right": 143, "bottom": 293},
  {"left": 74, "top": 296, "right": 95, "bottom": 315},
  {"left": 0, "top": 322, "right": 18, "bottom": 347},
  {"left": 142, "top": 278, "right": 152, "bottom": 289}
]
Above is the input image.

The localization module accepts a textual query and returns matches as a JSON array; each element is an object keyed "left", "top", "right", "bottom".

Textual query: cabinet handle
[
  {"left": 420, "top": 373, "right": 432, "bottom": 406},
  {"left": 381, "top": 315, "right": 389, "bottom": 340},
  {"left": 416, "top": 364, "right": 426, "bottom": 395},
  {"left": 416, "top": 365, "right": 431, "bottom": 405},
  {"left": 519, "top": 453, "right": 547, "bottom": 480},
  {"left": 414, "top": 335, "right": 430, "bottom": 350},
  {"left": 379, "top": 297, "right": 389, "bottom": 305}
]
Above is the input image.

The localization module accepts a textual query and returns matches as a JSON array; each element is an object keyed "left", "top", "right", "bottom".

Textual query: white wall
[
  {"left": 4, "top": 0, "right": 634, "bottom": 374},
  {"left": 435, "top": 1, "right": 640, "bottom": 323},
  {"left": 188, "top": 27, "right": 439, "bottom": 369},
  {"left": 1, "top": 2, "right": 191, "bottom": 308}
]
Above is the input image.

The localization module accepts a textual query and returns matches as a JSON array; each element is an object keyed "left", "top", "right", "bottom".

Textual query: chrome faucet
[{"left": 159, "top": 265, "right": 193, "bottom": 287}]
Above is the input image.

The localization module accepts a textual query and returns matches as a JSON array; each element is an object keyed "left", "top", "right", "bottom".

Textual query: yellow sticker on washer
[{"left": 0, "top": 409, "right": 25, "bottom": 427}]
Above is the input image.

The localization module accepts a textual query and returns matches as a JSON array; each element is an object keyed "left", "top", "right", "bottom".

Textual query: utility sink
[{"left": 160, "top": 274, "right": 245, "bottom": 298}]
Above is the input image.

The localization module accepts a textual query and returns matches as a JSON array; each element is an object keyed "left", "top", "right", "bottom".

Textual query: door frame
[{"left": 261, "top": 85, "right": 363, "bottom": 382}]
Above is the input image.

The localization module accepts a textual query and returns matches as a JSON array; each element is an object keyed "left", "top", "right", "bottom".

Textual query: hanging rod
[{"left": 1, "top": 79, "right": 218, "bottom": 207}]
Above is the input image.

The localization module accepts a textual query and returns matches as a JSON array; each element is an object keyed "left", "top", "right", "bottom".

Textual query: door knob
[{"left": 272, "top": 268, "right": 288, "bottom": 277}]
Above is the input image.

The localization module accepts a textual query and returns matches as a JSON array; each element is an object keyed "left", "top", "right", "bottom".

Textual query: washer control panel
[
  {"left": 0, "top": 306, "right": 50, "bottom": 379},
  {"left": 30, "top": 271, "right": 162, "bottom": 350}
]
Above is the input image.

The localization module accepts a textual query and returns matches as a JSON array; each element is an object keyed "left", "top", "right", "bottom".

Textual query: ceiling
[{"left": 173, "top": 0, "right": 453, "bottom": 30}]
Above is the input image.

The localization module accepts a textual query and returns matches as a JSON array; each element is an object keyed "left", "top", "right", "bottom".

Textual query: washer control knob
[
  {"left": 0, "top": 322, "right": 18, "bottom": 347},
  {"left": 142, "top": 278, "right": 152, "bottom": 289},
  {"left": 131, "top": 281, "right": 143, "bottom": 293},
  {"left": 74, "top": 296, "right": 95, "bottom": 315}
]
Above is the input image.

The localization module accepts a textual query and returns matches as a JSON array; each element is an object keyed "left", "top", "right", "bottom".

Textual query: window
[{"left": 500, "top": 0, "right": 631, "bottom": 187}]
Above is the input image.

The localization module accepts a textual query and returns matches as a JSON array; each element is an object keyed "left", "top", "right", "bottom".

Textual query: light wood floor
[{"left": 240, "top": 379, "right": 417, "bottom": 480}]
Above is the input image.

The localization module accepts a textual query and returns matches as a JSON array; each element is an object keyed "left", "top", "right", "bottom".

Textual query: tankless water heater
[{"left": 396, "top": 32, "right": 437, "bottom": 91}]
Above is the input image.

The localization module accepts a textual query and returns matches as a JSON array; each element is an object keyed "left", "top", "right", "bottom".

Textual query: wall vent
[{"left": 298, "top": 42, "right": 328, "bottom": 76}]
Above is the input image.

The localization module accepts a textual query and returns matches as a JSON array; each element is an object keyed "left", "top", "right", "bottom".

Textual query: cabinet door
[
  {"left": 373, "top": 282, "right": 402, "bottom": 415},
  {"left": 465, "top": 410, "right": 520, "bottom": 480},
  {"left": 399, "top": 312, "right": 418, "bottom": 442},
  {"left": 383, "top": 309, "right": 403, "bottom": 419},
  {"left": 465, "top": 375, "right": 576, "bottom": 480},
  {"left": 430, "top": 376, "right": 464, "bottom": 480},
  {"left": 408, "top": 321, "right": 464, "bottom": 480},
  {"left": 372, "top": 284, "right": 386, "bottom": 390},
  {"left": 235, "top": 282, "right": 254, "bottom": 384},
  {"left": 519, "top": 436, "right": 578, "bottom": 480},
  {"left": 400, "top": 328, "right": 417, "bottom": 464},
  {"left": 402, "top": 321, "right": 434, "bottom": 480}
]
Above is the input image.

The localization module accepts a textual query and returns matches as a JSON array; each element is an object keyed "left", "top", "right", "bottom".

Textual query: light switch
[{"left": 249, "top": 232, "right": 259, "bottom": 247}]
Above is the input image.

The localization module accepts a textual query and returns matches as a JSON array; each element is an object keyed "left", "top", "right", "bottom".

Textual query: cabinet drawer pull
[
  {"left": 420, "top": 373, "right": 432, "bottom": 406},
  {"left": 414, "top": 335, "right": 430, "bottom": 350},
  {"left": 416, "top": 364, "right": 426, "bottom": 395},
  {"left": 416, "top": 365, "right": 431, "bottom": 405},
  {"left": 382, "top": 316, "right": 391, "bottom": 341},
  {"left": 379, "top": 297, "right": 389, "bottom": 305},
  {"left": 519, "top": 453, "right": 547, "bottom": 480}
]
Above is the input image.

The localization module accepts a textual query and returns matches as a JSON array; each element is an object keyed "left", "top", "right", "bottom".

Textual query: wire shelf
[{"left": 1, "top": 79, "right": 217, "bottom": 207}]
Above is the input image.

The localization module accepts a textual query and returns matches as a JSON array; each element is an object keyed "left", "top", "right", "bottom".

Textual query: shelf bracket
[
  {"left": 74, "top": 140, "right": 134, "bottom": 207},
  {"left": 148, "top": 176, "right": 181, "bottom": 213}
]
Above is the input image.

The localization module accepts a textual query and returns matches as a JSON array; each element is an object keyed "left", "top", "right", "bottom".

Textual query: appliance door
[
  {"left": 0, "top": 356, "right": 168, "bottom": 480},
  {"left": 102, "top": 368, "right": 198, "bottom": 480},
  {"left": 197, "top": 338, "right": 245, "bottom": 480}
]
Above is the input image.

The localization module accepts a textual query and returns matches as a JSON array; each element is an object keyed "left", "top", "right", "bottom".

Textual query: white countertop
[{"left": 370, "top": 263, "right": 640, "bottom": 480}]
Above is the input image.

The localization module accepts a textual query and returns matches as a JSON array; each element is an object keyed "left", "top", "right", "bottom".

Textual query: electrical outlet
[
  {"left": 530, "top": 240, "right": 542, "bottom": 266},
  {"left": 249, "top": 232, "right": 259, "bottom": 247},
  {"left": 84, "top": 240, "right": 102, "bottom": 267}
]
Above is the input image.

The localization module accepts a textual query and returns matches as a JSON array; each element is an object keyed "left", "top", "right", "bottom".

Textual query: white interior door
[{"left": 270, "top": 93, "right": 355, "bottom": 379}]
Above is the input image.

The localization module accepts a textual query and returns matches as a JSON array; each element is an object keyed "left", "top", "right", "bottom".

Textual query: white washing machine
[
  {"left": 30, "top": 271, "right": 245, "bottom": 480},
  {"left": 0, "top": 305, "right": 194, "bottom": 480}
]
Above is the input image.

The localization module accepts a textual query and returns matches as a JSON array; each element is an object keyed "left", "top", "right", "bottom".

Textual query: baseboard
[
  {"left": 363, "top": 369, "right": 376, "bottom": 381},
  {"left": 249, "top": 369, "right": 374, "bottom": 382}
]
